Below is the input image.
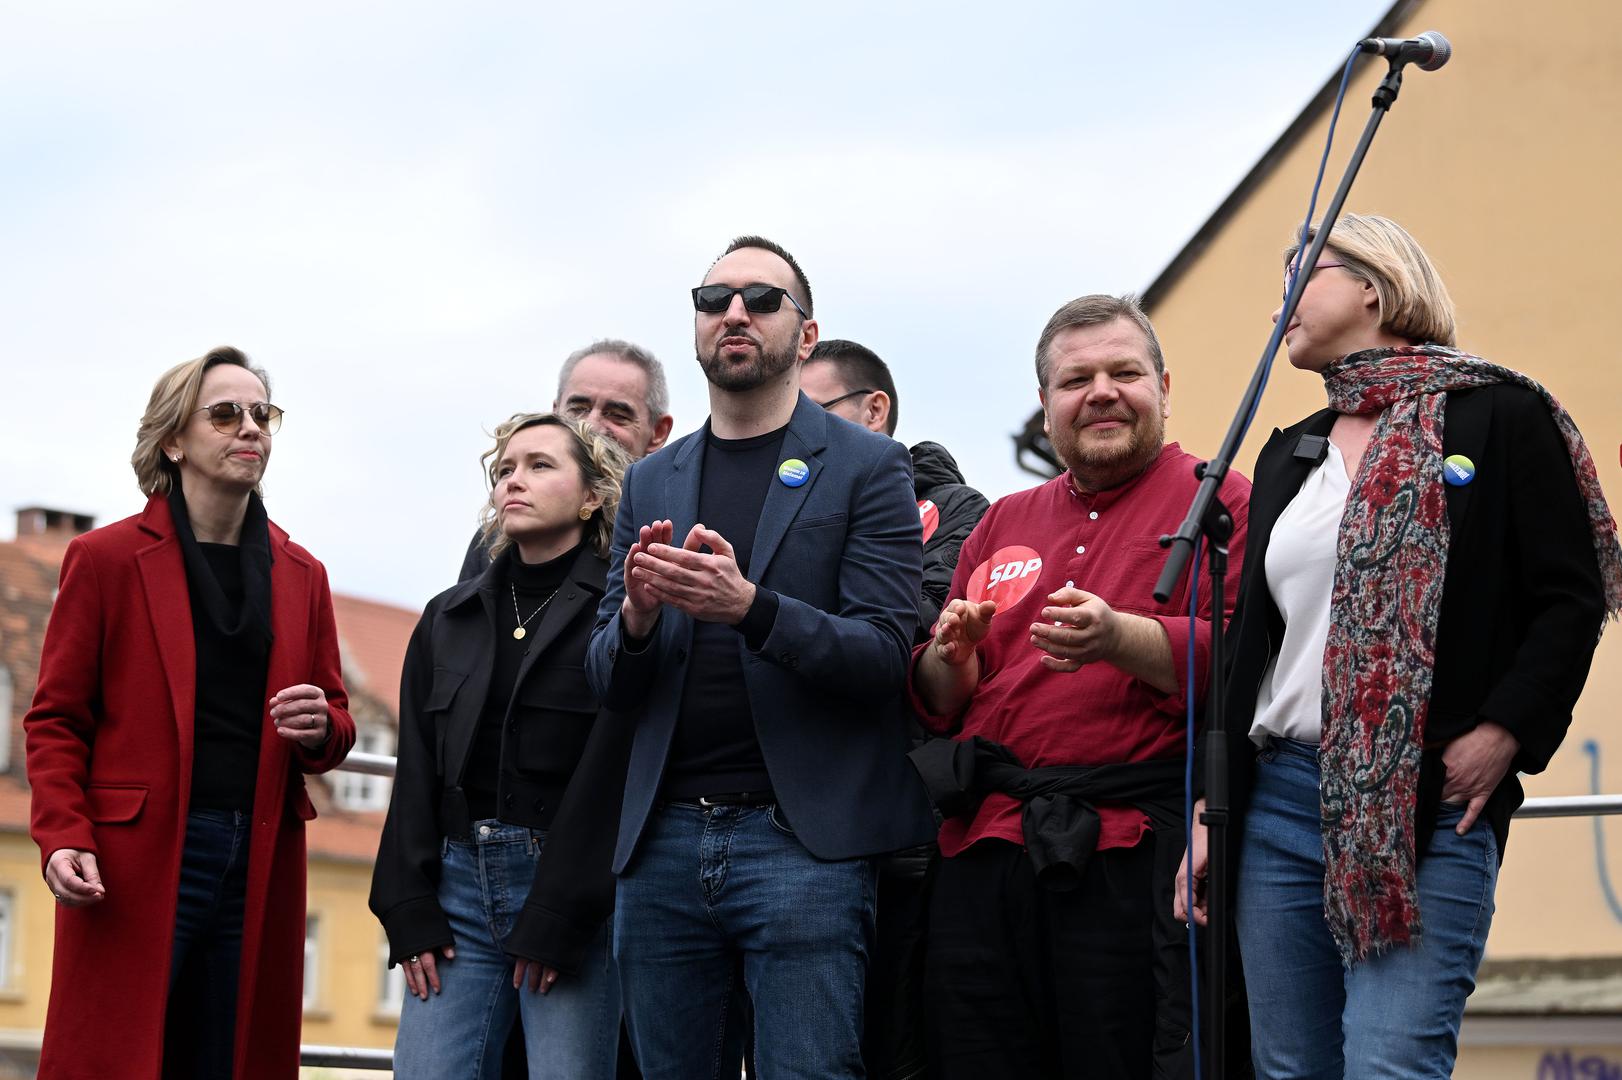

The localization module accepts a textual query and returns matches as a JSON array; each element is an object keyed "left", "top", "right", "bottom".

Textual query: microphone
[{"left": 1358, "top": 30, "right": 1452, "bottom": 71}]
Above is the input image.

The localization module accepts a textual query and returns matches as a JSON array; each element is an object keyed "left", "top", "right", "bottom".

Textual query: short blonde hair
[
  {"left": 477, "top": 414, "right": 630, "bottom": 562},
  {"left": 1285, "top": 213, "right": 1456, "bottom": 347},
  {"left": 131, "top": 346, "right": 273, "bottom": 496}
]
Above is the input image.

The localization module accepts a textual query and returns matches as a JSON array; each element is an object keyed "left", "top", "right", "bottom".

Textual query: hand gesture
[
  {"left": 932, "top": 598, "right": 997, "bottom": 666},
  {"left": 1173, "top": 799, "right": 1208, "bottom": 926},
  {"left": 622, "top": 520, "right": 674, "bottom": 638},
  {"left": 271, "top": 684, "right": 330, "bottom": 747},
  {"left": 513, "top": 959, "right": 564, "bottom": 995},
  {"left": 45, "top": 848, "right": 106, "bottom": 907},
  {"left": 1030, "top": 587, "right": 1118, "bottom": 672},
  {"left": 1440, "top": 721, "right": 1519, "bottom": 835},
  {"left": 403, "top": 944, "right": 457, "bottom": 1001},
  {"left": 633, "top": 525, "right": 757, "bottom": 625}
]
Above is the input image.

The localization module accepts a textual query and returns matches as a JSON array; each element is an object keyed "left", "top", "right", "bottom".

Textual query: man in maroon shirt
[{"left": 909, "top": 294, "right": 1250, "bottom": 1079}]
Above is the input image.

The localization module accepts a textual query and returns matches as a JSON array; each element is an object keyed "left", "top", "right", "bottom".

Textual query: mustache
[{"left": 1074, "top": 408, "right": 1135, "bottom": 428}]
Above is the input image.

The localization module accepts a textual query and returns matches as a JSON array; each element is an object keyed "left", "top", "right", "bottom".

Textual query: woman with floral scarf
[{"left": 1175, "top": 213, "right": 1621, "bottom": 1078}]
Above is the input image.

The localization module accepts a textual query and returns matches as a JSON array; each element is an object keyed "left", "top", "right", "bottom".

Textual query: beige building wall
[{"left": 0, "top": 831, "right": 53, "bottom": 1064}]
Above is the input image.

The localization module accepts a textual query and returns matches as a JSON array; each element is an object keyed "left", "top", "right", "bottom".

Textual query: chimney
[{"left": 15, "top": 506, "right": 96, "bottom": 541}]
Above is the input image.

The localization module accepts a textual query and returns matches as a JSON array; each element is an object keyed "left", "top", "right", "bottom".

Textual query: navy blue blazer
[{"left": 587, "top": 393, "right": 937, "bottom": 869}]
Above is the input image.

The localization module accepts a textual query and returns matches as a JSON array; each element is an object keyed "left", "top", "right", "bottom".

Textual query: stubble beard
[
  {"left": 1055, "top": 411, "right": 1165, "bottom": 492},
  {"left": 698, "top": 333, "right": 800, "bottom": 393}
]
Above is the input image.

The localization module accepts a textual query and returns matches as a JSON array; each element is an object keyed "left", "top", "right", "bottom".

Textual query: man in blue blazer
[{"left": 587, "top": 236, "right": 936, "bottom": 1079}]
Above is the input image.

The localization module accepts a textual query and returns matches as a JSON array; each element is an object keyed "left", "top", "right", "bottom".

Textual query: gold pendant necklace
[{"left": 511, "top": 584, "right": 560, "bottom": 641}]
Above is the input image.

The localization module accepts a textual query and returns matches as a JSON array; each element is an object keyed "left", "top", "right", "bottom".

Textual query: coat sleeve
[
  {"left": 24, "top": 538, "right": 106, "bottom": 872},
  {"left": 752, "top": 439, "right": 923, "bottom": 697},
  {"left": 295, "top": 560, "right": 357, "bottom": 773},
  {"left": 587, "top": 458, "right": 664, "bottom": 709},
  {"left": 1474, "top": 390, "right": 1608, "bottom": 773},
  {"left": 369, "top": 606, "right": 455, "bottom": 965},
  {"left": 504, "top": 704, "right": 633, "bottom": 974}
]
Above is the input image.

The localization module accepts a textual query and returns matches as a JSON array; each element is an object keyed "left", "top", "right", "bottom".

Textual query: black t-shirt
[
  {"left": 465, "top": 544, "right": 577, "bottom": 822},
  {"left": 189, "top": 543, "right": 270, "bottom": 811},
  {"left": 661, "top": 424, "right": 787, "bottom": 799}
]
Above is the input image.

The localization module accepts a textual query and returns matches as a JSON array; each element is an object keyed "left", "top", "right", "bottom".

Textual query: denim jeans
[
  {"left": 614, "top": 802, "right": 877, "bottom": 1080},
  {"left": 1235, "top": 738, "right": 1498, "bottom": 1080},
  {"left": 394, "top": 820, "right": 620, "bottom": 1080},
  {"left": 167, "top": 808, "right": 251, "bottom": 1080}
]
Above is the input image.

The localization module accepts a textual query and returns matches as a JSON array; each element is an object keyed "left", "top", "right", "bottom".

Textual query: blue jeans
[
  {"left": 167, "top": 808, "right": 251, "bottom": 1080},
  {"left": 393, "top": 821, "right": 620, "bottom": 1080},
  {"left": 615, "top": 802, "right": 877, "bottom": 1080},
  {"left": 1235, "top": 739, "right": 1498, "bottom": 1079}
]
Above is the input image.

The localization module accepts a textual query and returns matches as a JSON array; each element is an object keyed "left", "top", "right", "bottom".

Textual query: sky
[{"left": 0, "top": 1, "right": 1395, "bottom": 612}]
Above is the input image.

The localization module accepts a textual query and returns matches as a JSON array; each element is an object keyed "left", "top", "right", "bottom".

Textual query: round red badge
[
  {"left": 966, "top": 545, "right": 1045, "bottom": 609},
  {"left": 918, "top": 499, "right": 940, "bottom": 543}
]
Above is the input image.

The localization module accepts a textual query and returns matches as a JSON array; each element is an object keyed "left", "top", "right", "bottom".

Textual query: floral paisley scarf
[{"left": 1319, "top": 344, "right": 1622, "bottom": 964}]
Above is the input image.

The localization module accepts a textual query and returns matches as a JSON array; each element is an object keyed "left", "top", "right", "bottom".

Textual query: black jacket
[
  {"left": 910, "top": 441, "right": 989, "bottom": 643},
  {"left": 370, "top": 545, "right": 630, "bottom": 974},
  {"left": 1211, "top": 384, "right": 1607, "bottom": 872}
]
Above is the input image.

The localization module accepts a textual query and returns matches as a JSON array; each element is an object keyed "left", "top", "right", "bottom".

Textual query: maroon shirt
[{"left": 908, "top": 443, "right": 1250, "bottom": 857}]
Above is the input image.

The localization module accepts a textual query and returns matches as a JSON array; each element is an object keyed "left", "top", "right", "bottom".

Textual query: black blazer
[
  {"left": 588, "top": 394, "right": 937, "bottom": 870},
  {"left": 370, "top": 545, "right": 630, "bottom": 973},
  {"left": 1215, "top": 383, "right": 1607, "bottom": 863}
]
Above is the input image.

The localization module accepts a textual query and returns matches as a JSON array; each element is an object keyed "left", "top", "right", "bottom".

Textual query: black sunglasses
[
  {"left": 195, "top": 400, "right": 284, "bottom": 435},
  {"left": 691, "top": 284, "right": 809, "bottom": 318}
]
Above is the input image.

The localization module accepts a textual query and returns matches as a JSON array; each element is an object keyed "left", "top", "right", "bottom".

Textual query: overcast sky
[{"left": 0, "top": 1, "right": 1393, "bottom": 612}]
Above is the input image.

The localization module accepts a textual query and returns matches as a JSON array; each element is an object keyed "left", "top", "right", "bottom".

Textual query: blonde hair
[
  {"left": 477, "top": 414, "right": 630, "bottom": 561},
  {"left": 1285, "top": 213, "right": 1457, "bottom": 347},
  {"left": 131, "top": 346, "right": 273, "bottom": 496}
]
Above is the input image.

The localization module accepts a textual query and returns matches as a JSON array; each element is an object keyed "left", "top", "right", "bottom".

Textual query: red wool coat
[{"left": 24, "top": 496, "right": 356, "bottom": 1080}]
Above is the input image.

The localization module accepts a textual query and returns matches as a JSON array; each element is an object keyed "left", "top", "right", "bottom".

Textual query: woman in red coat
[{"left": 24, "top": 345, "right": 357, "bottom": 1080}]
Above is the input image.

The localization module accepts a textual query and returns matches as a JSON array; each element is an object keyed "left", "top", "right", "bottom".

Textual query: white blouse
[{"left": 1249, "top": 440, "right": 1350, "bottom": 745}]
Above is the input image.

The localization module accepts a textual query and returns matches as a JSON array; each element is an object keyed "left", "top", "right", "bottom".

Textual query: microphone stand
[{"left": 1152, "top": 55, "right": 1418, "bottom": 1079}]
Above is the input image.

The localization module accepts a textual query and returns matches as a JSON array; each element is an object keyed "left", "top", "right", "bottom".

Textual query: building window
[
  {"left": 0, "top": 890, "right": 13, "bottom": 988},
  {"left": 336, "top": 727, "right": 394, "bottom": 811},
  {"left": 304, "top": 913, "right": 320, "bottom": 1011},
  {"left": 378, "top": 934, "right": 404, "bottom": 1016},
  {"left": 0, "top": 666, "right": 12, "bottom": 773}
]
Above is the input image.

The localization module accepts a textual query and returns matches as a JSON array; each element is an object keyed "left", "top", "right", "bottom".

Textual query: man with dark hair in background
[{"left": 801, "top": 338, "right": 988, "bottom": 1080}]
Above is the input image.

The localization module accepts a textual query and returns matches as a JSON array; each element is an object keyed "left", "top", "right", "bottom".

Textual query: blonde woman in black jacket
[{"left": 372, "top": 414, "right": 632, "bottom": 1080}]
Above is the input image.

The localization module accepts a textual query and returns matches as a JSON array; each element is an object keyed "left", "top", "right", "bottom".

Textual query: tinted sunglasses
[
  {"left": 195, "top": 400, "right": 284, "bottom": 435},
  {"left": 691, "top": 284, "right": 809, "bottom": 318}
]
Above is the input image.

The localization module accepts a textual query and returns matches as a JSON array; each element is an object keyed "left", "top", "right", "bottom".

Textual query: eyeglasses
[
  {"left": 691, "top": 284, "right": 809, "bottom": 319},
  {"left": 816, "top": 388, "right": 874, "bottom": 410},
  {"left": 1282, "top": 261, "right": 1346, "bottom": 302},
  {"left": 194, "top": 400, "right": 284, "bottom": 435}
]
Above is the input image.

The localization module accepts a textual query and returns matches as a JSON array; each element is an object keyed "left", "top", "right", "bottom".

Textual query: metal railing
[{"left": 296, "top": 754, "right": 1622, "bottom": 1070}]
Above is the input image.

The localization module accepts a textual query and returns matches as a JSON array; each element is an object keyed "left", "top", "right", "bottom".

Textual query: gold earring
[{"left": 578, "top": 508, "right": 593, "bottom": 520}]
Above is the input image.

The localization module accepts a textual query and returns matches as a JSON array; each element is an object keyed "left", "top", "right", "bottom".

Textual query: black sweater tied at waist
[{"left": 908, "top": 736, "right": 1185, "bottom": 891}]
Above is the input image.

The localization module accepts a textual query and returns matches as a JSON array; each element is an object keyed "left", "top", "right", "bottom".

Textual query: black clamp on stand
[{"left": 1152, "top": 41, "right": 1443, "bottom": 1079}]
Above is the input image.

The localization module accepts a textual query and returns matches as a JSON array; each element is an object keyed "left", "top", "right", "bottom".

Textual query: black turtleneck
[{"left": 465, "top": 542, "right": 580, "bottom": 822}]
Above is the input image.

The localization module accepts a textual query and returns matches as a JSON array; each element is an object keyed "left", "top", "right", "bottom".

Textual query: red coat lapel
[{"left": 132, "top": 497, "right": 197, "bottom": 797}]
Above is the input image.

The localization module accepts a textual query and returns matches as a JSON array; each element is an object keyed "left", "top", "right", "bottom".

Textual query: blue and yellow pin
[
  {"left": 778, "top": 458, "right": 810, "bottom": 487},
  {"left": 1442, "top": 454, "right": 1475, "bottom": 486}
]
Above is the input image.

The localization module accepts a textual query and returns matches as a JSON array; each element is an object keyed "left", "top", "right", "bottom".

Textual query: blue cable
[{"left": 1182, "top": 42, "right": 1363, "bottom": 1078}]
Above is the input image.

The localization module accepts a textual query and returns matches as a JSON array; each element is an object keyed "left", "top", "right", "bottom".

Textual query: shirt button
[
  {"left": 1089, "top": 511, "right": 1099, "bottom": 520},
  {"left": 1075, "top": 546, "right": 1086, "bottom": 554},
  {"left": 1066, "top": 580, "right": 1075, "bottom": 588}
]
